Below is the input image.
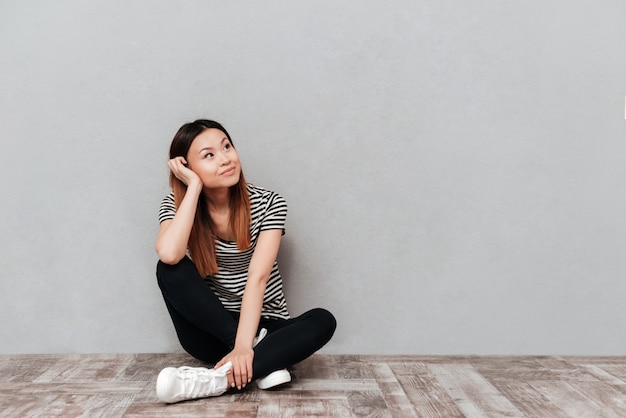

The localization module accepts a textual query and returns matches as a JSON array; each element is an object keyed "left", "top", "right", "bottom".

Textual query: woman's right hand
[
  {"left": 168, "top": 157, "right": 202, "bottom": 188},
  {"left": 156, "top": 157, "right": 203, "bottom": 264}
]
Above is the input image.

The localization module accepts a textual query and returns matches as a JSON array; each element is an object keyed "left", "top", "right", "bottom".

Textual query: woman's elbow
[
  {"left": 247, "top": 270, "right": 271, "bottom": 287},
  {"left": 156, "top": 246, "right": 184, "bottom": 265}
]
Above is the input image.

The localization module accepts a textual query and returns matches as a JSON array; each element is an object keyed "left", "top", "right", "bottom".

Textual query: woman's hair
[{"left": 169, "top": 119, "right": 251, "bottom": 276}]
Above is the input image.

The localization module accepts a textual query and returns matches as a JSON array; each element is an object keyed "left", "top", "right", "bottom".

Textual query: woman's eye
[
  {"left": 205, "top": 153, "right": 214, "bottom": 159},
  {"left": 224, "top": 144, "right": 231, "bottom": 151}
]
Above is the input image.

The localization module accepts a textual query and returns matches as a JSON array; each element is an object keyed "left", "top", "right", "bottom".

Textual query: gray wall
[{"left": 1, "top": 0, "right": 625, "bottom": 355}]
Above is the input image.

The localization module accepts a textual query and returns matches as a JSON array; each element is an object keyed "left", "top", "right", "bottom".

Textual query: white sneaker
[
  {"left": 156, "top": 362, "right": 232, "bottom": 403},
  {"left": 256, "top": 368, "right": 291, "bottom": 389},
  {"left": 253, "top": 328, "right": 268, "bottom": 347},
  {"left": 251, "top": 328, "right": 291, "bottom": 389}
]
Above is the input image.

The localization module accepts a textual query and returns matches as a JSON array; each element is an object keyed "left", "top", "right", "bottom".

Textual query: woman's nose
[{"left": 218, "top": 152, "right": 230, "bottom": 164}]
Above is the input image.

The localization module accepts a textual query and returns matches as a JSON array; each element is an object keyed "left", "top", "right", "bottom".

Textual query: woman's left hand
[{"left": 215, "top": 346, "right": 254, "bottom": 390}]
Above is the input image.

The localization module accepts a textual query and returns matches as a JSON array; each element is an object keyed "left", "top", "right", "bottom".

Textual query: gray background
[{"left": 1, "top": 0, "right": 625, "bottom": 355}]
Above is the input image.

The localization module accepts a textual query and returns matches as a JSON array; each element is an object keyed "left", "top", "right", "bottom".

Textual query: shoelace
[{"left": 175, "top": 367, "right": 224, "bottom": 398}]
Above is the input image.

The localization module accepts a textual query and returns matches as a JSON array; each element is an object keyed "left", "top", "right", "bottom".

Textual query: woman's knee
[
  {"left": 307, "top": 308, "right": 337, "bottom": 341},
  {"left": 156, "top": 257, "right": 195, "bottom": 290},
  {"left": 156, "top": 260, "right": 175, "bottom": 291}
]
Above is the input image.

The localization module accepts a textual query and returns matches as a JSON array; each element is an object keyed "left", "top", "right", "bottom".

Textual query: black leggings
[{"left": 156, "top": 257, "right": 336, "bottom": 379}]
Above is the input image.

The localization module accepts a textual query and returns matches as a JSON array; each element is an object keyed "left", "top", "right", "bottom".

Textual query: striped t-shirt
[{"left": 158, "top": 184, "right": 290, "bottom": 320}]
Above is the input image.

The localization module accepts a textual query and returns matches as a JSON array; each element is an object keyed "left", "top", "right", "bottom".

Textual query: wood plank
[
  {"left": 0, "top": 355, "right": 65, "bottom": 382},
  {"left": 125, "top": 397, "right": 258, "bottom": 418},
  {"left": 561, "top": 356, "right": 626, "bottom": 365},
  {"left": 489, "top": 381, "right": 569, "bottom": 418},
  {"left": 594, "top": 363, "right": 626, "bottom": 383},
  {"left": 0, "top": 393, "right": 53, "bottom": 418},
  {"left": 577, "top": 364, "right": 626, "bottom": 394},
  {"left": 334, "top": 355, "right": 375, "bottom": 379},
  {"left": 286, "top": 378, "right": 379, "bottom": 392},
  {"left": 257, "top": 398, "right": 352, "bottom": 418},
  {"left": 566, "top": 379, "right": 626, "bottom": 417},
  {"left": 529, "top": 380, "right": 619, "bottom": 418},
  {"left": 0, "top": 381, "right": 146, "bottom": 395},
  {"left": 473, "top": 356, "right": 592, "bottom": 383},
  {"left": 345, "top": 389, "right": 392, "bottom": 418},
  {"left": 291, "top": 354, "right": 338, "bottom": 380},
  {"left": 34, "top": 354, "right": 136, "bottom": 383},
  {"left": 427, "top": 363, "right": 524, "bottom": 417},
  {"left": 370, "top": 362, "right": 418, "bottom": 417},
  {"left": 390, "top": 362, "right": 464, "bottom": 418}
]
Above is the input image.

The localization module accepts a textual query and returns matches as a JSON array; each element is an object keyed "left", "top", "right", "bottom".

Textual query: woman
[{"left": 155, "top": 119, "right": 336, "bottom": 403}]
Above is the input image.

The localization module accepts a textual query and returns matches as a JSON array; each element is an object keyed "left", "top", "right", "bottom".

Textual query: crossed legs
[{"left": 156, "top": 258, "right": 336, "bottom": 380}]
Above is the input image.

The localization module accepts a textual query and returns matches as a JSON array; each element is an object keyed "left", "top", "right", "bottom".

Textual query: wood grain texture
[{"left": 1, "top": 354, "right": 625, "bottom": 417}]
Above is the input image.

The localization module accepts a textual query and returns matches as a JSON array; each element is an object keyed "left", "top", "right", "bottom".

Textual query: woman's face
[{"left": 186, "top": 128, "right": 241, "bottom": 190}]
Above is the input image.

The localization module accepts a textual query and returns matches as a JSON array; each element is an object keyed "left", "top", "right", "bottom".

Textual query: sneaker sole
[
  {"left": 256, "top": 369, "right": 291, "bottom": 390},
  {"left": 156, "top": 367, "right": 178, "bottom": 403}
]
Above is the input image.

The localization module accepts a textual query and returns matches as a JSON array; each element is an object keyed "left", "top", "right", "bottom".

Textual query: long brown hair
[{"left": 169, "top": 119, "right": 251, "bottom": 276}]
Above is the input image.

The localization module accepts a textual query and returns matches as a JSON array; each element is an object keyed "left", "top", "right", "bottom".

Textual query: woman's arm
[
  {"left": 215, "top": 228, "right": 283, "bottom": 389},
  {"left": 155, "top": 157, "right": 203, "bottom": 264}
]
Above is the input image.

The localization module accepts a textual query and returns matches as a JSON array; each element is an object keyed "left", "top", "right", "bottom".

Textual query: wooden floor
[{"left": 1, "top": 354, "right": 626, "bottom": 417}]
